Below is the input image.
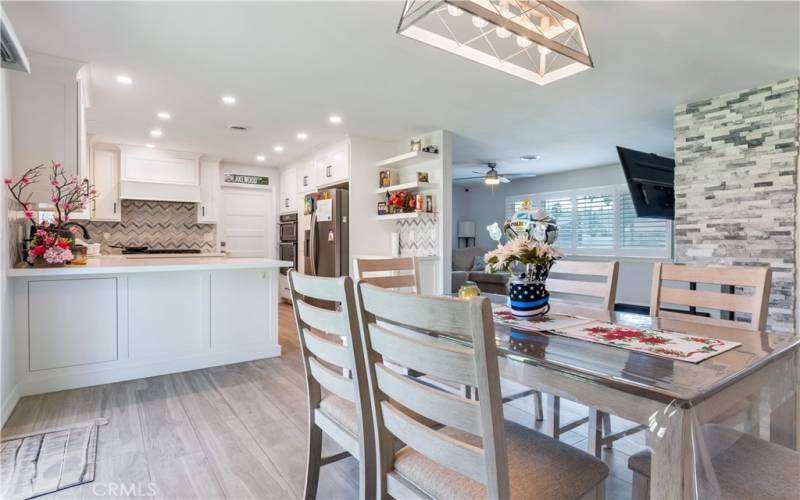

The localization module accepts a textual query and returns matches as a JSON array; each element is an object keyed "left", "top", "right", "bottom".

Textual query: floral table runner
[{"left": 491, "top": 304, "right": 741, "bottom": 363}]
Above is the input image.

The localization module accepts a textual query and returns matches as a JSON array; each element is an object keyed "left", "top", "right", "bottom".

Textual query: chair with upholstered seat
[
  {"left": 355, "top": 283, "right": 609, "bottom": 499},
  {"left": 288, "top": 270, "right": 375, "bottom": 499},
  {"left": 627, "top": 425, "right": 800, "bottom": 500}
]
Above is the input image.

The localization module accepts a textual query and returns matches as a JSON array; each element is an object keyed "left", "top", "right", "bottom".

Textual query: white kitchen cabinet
[
  {"left": 92, "top": 146, "right": 121, "bottom": 221},
  {"left": 28, "top": 278, "right": 118, "bottom": 371},
  {"left": 10, "top": 53, "right": 90, "bottom": 202},
  {"left": 315, "top": 140, "right": 350, "bottom": 187},
  {"left": 280, "top": 166, "right": 297, "bottom": 213},
  {"left": 198, "top": 157, "right": 221, "bottom": 223},
  {"left": 278, "top": 273, "right": 291, "bottom": 302},
  {"left": 211, "top": 269, "right": 273, "bottom": 346},
  {"left": 296, "top": 158, "right": 317, "bottom": 194}
]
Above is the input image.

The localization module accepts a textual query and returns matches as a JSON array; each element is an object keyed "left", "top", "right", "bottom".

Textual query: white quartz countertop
[{"left": 9, "top": 255, "right": 293, "bottom": 277}]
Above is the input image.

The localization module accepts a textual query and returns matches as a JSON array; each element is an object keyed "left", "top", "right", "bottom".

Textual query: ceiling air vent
[
  {"left": 1, "top": 8, "right": 30, "bottom": 73},
  {"left": 227, "top": 124, "right": 248, "bottom": 131}
]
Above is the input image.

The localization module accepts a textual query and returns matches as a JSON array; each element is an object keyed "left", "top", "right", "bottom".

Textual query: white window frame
[{"left": 504, "top": 184, "right": 673, "bottom": 260}]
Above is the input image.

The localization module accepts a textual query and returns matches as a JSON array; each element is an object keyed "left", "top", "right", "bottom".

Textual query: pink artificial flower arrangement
[
  {"left": 27, "top": 226, "right": 74, "bottom": 265},
  {"left": 5, "top": 161, "right": 98, "bottom": 265}
]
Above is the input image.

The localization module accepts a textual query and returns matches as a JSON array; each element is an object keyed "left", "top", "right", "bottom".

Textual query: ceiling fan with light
[{"left": 460, "top": 162, "right": 535, "bottom": 185}]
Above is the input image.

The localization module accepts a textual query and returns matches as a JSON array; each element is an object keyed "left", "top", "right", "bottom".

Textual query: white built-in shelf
[
  {"left": 375, "top": 212, "right": 437, "bottom": 221},
  {"left": 375, "top": 181, "right": 435, "bottom": 194},
  {"left": 375, "top": 150, "right": 439, "bottom": 169}
]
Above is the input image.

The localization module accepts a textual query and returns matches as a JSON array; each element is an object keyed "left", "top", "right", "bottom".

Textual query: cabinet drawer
[{"left": 29, "top": 278, "right": 118, "bottom": 371}]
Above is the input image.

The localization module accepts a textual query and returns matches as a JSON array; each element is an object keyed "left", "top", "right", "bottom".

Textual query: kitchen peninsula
[{"left": 9, "top": 256, "right": 291, "bottom": 396}]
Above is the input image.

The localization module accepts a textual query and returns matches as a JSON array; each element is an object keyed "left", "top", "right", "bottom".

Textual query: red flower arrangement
[{"left": 387, "top": 190, "right": 417, "bottom": 213}]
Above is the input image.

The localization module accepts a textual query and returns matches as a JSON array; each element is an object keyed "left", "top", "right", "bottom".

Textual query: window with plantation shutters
[
  {"left": 575, "top": 189, "right": 615, "bottom": 250},
  {"left": 503, "top": 184, "right": 672, "bottom": 259},
  {"left": 620, "top": 191, "right": 668, "bottom": 251}
]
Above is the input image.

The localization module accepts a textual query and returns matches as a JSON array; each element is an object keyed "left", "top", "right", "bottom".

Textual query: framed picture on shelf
[
  {"left": 377, "top": 201, "right": 387, "bottom": 215},
  {"left": 417, "top": 171, "right": 429, "bottom": 183},
  {"left": 379, "top": 170, "right": 396, "bottom": 188}
]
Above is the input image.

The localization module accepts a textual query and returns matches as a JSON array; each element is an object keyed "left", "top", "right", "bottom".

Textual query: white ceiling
[{"left": 5, "top": 1, "right": 799, "bottom": 179}]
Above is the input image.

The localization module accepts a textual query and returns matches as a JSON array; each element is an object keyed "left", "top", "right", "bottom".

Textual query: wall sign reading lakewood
[{"left": 224, "top": 173, "right": 269, "bottom": 186}]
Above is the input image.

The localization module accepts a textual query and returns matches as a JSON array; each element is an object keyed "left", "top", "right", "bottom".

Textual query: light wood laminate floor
[{"left": 2, "top": 303, "right": 643, "bottom": 499}]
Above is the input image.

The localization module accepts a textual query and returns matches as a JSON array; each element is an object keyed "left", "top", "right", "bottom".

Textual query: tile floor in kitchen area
[{"left": 2, "top": 303, "right": 646, "bottom": 499}]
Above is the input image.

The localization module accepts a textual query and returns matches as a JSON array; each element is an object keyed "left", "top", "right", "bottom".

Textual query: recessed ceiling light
[
  {"left": 221, "top": 95, "right": 236, "bottom": 105},
  {"left": 145, "top": 143, "right": 155, "bottom": 149},
  {"left": 329, "top": 115, "right": 342, "bottom": 124},
  {"left": 520, "top": 155, "right": 540, "bottom": 161},
  {"left": 273, "top": 145, "right": 284, "bottom": 153},
  {"left": 149, "top": 128, "right": 163, "bottom": 138},
  {"left": 157, "top": 111, "right": 171, "bottom": 120},
  {"left": 296, "top": 132, "right": 308, "bottom": 141},
  {"left": 115, "top": 74, "right": 133, "bottom": 85},
  {"left": 256, "top": 155, "right": 266, "bottom": 162}
]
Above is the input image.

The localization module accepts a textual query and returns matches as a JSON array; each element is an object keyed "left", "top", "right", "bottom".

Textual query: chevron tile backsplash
[
  {"left": 84, "top": 200, "right": 216, "bottom": 253},
  {"left": 398, "top": 216, "right": 437, "bottom": 257}
]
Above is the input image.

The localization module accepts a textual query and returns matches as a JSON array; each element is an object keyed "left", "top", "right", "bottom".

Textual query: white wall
[
  {"left": 452, "top": 164, "right": 662, "bottom": 307},
  {"left": 348, "top": 136, "right": 397, "bottom": 260},
  {"left": 1, "top": 69, "right": 19, "bottom": 424}
]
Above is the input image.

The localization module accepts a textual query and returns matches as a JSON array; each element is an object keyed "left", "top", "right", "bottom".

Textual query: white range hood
[{"left": 119, "top": 145, "right": 202, "bottom": 203}]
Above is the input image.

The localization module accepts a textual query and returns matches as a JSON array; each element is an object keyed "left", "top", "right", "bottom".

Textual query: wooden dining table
[{"left": 437, "top": 295, "right": 800, "bottom": 500}]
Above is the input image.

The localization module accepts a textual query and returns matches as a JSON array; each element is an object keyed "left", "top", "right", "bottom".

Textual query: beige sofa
[{"left": 452, "top": 247, "right": 509, "bottom": 294}]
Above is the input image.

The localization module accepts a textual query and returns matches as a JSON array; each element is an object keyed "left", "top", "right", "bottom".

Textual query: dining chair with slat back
[
  {"left": 355, "top": 283, "right": 609, "bottom": 500},
  {"left": 287, "top": 270, "right": 375, "bottom": 500},
  {"left": 355, "top": 256, "right": 544, "bottom": 418},
  {"left": 544, "top": 260, "right": 629, "bottom": 457},
  {"left": 650, "top": 263, "right": 772, "bottom": 331},
  {"left": 648, "top": 262, "right": 772, "bottom": 438},
  {"left": 353, "top": 256, "right": 421, "bottom": 293}
]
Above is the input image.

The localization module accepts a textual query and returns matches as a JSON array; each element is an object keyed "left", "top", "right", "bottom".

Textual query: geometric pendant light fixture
[{"left": 397, "top": 0, "right": 593, "bottom": 85}]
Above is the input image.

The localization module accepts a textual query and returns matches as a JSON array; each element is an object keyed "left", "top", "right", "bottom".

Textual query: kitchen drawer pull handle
[
  {"left": 113, "top": 202, "right": 117, "bottom": 214},
  {"left": 202, "top": 206, "right": 205, "bottom": 216},
  {"left": 326, "top": 165, "right": 332, "bottom": 177}
]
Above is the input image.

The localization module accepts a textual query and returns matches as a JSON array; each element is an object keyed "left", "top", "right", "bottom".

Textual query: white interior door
[{"left": 221, "top": 187, "right": 274, "bottom": 257}]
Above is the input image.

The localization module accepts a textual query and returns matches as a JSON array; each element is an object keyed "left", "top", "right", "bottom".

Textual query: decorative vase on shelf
[{"left": 507, "top": 264, "right": 550, "bottom": 318}]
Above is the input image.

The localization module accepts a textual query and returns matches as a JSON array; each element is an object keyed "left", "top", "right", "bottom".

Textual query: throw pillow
[{"left": 471, "top": 255, "right": 487, "bottom": 271}]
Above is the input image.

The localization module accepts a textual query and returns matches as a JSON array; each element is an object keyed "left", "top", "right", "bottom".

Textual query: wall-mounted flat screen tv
[{"left": 617, "top": 146, "right": 675, "bottom": 220}]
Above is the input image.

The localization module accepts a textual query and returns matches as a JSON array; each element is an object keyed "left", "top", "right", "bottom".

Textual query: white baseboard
[
  {"left": 1, "top": 384, "right": 20, "bottom": 427},
  {"left": 16, "top": 345, "right": 282, "bottom": 398}
]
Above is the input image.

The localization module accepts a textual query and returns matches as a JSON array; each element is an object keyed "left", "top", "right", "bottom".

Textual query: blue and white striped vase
[{"left": 507, "top": 265, "right": 550, "bottom": 318}]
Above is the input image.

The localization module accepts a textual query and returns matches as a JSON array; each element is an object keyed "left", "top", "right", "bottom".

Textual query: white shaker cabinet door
[
  {"left": 92, "top": 147, "right": 121, "bottom": 221},
  {"left": 296, "top": 159, "right": 317, "bottom": 194},
  {"left": 198, "top": 157, "right": 221, "bottom": 223},
  {"left": 316, "top": 141, "right": 350, "bottom": 186},
  {"left": 280, "top": 166, "right": 297, "bottom": 213},
  {"left": 29, "top": 278, "right": 118, "bottom": 371}
]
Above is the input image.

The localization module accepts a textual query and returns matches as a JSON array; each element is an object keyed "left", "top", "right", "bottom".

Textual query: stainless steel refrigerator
[{"left": 304, "top": 188, "right": 348, "bottom": 278}]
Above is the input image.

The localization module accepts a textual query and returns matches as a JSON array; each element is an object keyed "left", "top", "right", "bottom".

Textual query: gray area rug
[{"left": 1, "top": 418, "right": 107, "bottom": 499}]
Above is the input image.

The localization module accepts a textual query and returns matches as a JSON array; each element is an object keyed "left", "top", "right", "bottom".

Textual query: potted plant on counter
[
  {"left": 5, "top": 160, "right": 97, "bottom": 267},
  {"left": 484, "top": 200, "right": 562, "bottom": 318}
]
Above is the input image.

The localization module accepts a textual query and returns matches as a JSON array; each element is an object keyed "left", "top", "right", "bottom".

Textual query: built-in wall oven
[{"left": 278, "top": 213, "right": 297, "bottom": 275}]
